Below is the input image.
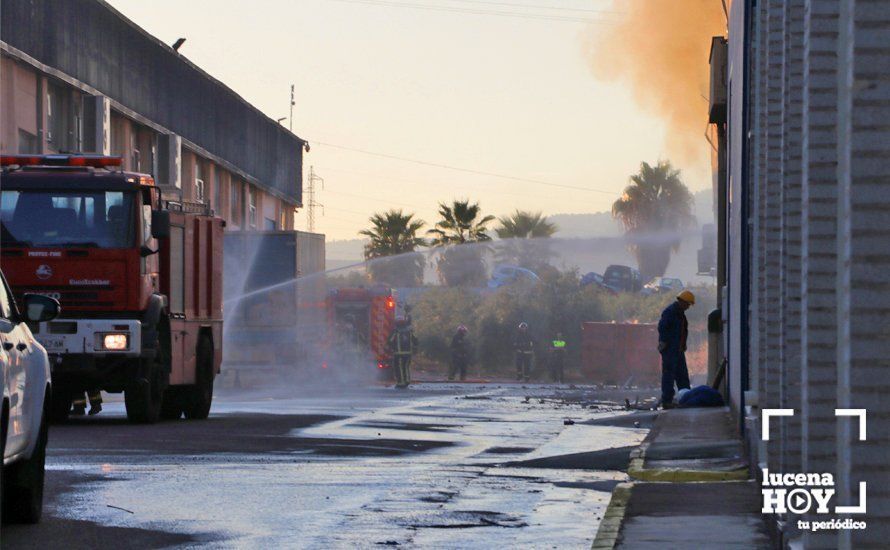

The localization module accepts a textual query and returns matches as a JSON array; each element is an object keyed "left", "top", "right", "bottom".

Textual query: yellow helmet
[{"left": 677, "top": 290, "right": 696, "bottom": 305}]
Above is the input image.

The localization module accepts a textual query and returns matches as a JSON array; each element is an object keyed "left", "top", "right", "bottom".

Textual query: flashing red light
[
  {"left": 1, "top": 154, "right": 122, "bottom": 168},
  {"left": 322, "top": 362, "right": 329, "bottom": 369},
  {"left": 385, "top": 297, "right": 395, "bottom": 310},
  {"left": 377, "top": 362, "right": 385, "bottom": 369}
]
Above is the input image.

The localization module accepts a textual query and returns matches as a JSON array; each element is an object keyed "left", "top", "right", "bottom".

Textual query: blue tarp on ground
[{"left": 678, "top": 385, "right": 725, "bottom": 407}]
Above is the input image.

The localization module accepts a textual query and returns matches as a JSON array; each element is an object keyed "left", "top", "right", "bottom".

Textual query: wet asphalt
[{"left": 2, "top": 383, "right": 657, "bottom": 549}]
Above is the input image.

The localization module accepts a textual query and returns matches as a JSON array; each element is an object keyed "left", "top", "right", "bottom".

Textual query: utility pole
[
  {"left": 307, "top": 166, "right": 324, "bottom": 233},
  {"left": 289, "top": 84, "right": 295, "bottom": 132}
]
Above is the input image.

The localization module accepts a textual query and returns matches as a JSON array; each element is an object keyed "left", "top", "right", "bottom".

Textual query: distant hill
[
  {"left": 549, "top": 188, "right": 714, "bottom": 238},
  {"left": 548, "top": 211, "right": 621, "bottom": 238},
  {"left": 326, "top": 238, "right": 367, "bottom": 264}
]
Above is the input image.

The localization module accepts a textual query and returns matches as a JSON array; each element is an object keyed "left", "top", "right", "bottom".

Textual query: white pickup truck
[{"left": 1, "top": 270, "right": 60, "bottom": 523}]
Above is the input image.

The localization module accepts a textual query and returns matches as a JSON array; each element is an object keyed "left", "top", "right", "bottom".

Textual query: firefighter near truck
[{"left": 0, "top": 154, "right": 224, "bottom": 424}]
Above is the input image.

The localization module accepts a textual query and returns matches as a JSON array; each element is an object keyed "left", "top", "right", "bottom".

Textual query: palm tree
[
  {"left": 359, "top": 210, "right": 427, "bottom": 286},
  {"left": 495, "top": 211, "right": 558, "bottom": 270},
  {"left": 427, "top": 200, "right": 496, "bottom": 245},
  {"left": 428, "top": 200, "right": 495, "bottom": 286},
  {"left": 612, "top": 160, "right": 696, "bottom": 280},
  {"left": 495, "top": 210, "right": 557, "bottom": 239}
]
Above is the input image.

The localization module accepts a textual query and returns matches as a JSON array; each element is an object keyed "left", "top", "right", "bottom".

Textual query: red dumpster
[{"left": 580, "top": 322, "right": 660, "bottom": 386}]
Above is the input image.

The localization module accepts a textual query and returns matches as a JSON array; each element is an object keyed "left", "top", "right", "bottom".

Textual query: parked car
[
  {"left": 580, "top": 272, "right": 616, "bottom": 293},
  {"left": 642, "top": 277, "right": 685, "bottom": 296},
  {"left": 603, "top": 264, "right": 643, "bottom": 293},
  {"left": 1, "top": 270, "right": 60, "bottom": 524},
  {"left": 487, "top": 265, "right": 540, "bottom": 289},
  {"left": 580, "top": 272, "right": 603, "bottom": 287}
]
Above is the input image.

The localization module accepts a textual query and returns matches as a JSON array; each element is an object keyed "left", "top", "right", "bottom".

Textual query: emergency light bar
[{"left": 0, "top": 154, "right": 123, "bottom": 168}]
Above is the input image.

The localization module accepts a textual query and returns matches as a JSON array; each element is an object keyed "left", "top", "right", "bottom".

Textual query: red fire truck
[
  {"left": 325, "top": 286, "right": 398, "bottom": 379},
  {"left": 0, "top": 154, "right": 224, "bottom": 423}
]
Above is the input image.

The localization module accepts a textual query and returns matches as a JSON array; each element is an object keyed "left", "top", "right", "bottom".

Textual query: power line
[
  {"left": 323, "top": 188, "right": 428, "bottom": 210},
  {"left": 313, "top": 140, "right": 616, "bottom": 195},
  {"left": 325, "top": 204, "right": 376, "bottom": 217},
  {"left": 323, "top": 0, "right": 621, "bottom": 24},
  {"left": 316, "top": 165, "right": 599, "bottom": 203}
]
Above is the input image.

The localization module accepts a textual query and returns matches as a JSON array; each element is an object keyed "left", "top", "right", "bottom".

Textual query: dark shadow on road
[
  {"left": 48, "top": 413, "right": 455, "bottom": 459},
  {"left": 500, "top": 445, "right": 636, "bottom": 471},
  {"left": 2, "top": 470, "right": 216, "bottom": 550}
]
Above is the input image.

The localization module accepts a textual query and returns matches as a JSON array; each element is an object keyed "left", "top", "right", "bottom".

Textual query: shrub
[{"left": 409, "top": 272, "right": 717, "bottom": 378}]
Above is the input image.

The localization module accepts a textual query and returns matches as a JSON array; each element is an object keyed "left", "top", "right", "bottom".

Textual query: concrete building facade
[
  {"left": 0, "top": 0, "right": 305, "bottom": 232},
  {"left": 716, "top": 0, "right": 890, "bottom": 546}
]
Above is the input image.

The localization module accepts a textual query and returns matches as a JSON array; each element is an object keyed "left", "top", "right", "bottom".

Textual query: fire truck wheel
[
  {"left": 184, "top": 337, "right": 214, "bottom": 420},
  {"left": 160, "top": 388, "right": 183, "bottom": 420},
  {"left": 125, "top": 360, "right": 166, "bottom": 424},
  {"left": 126, "top": 321, "right": 172, "bottom": 424}
]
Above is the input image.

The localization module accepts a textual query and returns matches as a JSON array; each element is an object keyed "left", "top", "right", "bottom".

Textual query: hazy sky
[{"left": 107, "top": 0, "right": 712, "bottom": 240}]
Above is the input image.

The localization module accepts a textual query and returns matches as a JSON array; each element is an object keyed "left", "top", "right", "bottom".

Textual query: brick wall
[
  {"left": 801, "top": 1, "right": 840, "bottom": 546},
  {"left": 724, "top": 0, "right": 890, "bottom": 545},
  {"left": 842, "top": 1, "right": 890, "bottom": 543}
]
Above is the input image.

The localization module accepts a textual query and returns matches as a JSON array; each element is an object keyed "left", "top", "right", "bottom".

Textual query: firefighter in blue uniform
[
  {"left": 657, "top": 290, "right": 695, "bottom": 408},
  {"left": 388, "top": 316, "right": 418, "bottom": 388}
]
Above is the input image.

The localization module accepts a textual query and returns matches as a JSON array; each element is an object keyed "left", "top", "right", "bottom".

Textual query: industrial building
[
  {"left": 712, "top": 1, "right": 890, "bottom": 546},
  {"left": 1, "top": 0, "right": 305, "bottom": 232}
]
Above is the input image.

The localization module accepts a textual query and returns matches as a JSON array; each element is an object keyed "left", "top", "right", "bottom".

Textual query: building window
[
  {"left": 46, "top": 83, "right": 72, "bottom": 151},
  {"left": 110, "top": 113, "right": 126, "bottom": 159},
  {"left": 247, "top": 186, "right": 257, "bottom": 229},
  {"left": 74, "top": 110, "right": 84, "bottom": 152},
  {"left": 131, "top": 128, "right": 140, "bottom": 171},
  {"left": 265, "top": 217, "right": 276, "bottom": 230},
  {"left": 195, "top": 162, "right": 205, "bottom": 203},
  {"left": 17, "top": 129, "right": 38, "bottom": 154},
  {"left": 230, "top": 180, "right": 240, "bottom": 224},
  {"left": 213, "top": 168, "right": 222, "bottom": 214}
]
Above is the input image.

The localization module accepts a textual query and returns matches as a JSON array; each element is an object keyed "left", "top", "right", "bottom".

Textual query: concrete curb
[
  {"left": 626, "top": 457, "right": 749, "bottom": 481},
  {"left": 626, "top": 442, "right": 749, "bottom": 482},
  {"left": 591, "top": 482, "right": 634, "bottom": 550}
]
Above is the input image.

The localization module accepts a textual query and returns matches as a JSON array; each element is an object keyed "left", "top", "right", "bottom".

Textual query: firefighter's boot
[
  {"left": 71, "top": 394, "right": 87, "bottom": 416},
  {"left": 88, "top": 390, "right": 103, "bottom": 415}
]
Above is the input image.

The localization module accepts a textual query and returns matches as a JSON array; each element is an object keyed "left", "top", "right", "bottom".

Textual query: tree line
[{"left": 357, "top": 160, "right": 696, "bottom": 286}]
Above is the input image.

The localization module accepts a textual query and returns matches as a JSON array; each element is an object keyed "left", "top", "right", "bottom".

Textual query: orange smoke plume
[{"left": 584, "top": 0, "right": 726, "bottom": 164}]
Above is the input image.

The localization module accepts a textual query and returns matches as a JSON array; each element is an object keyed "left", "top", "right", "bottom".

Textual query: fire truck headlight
[{"left": 100, "top": 333, "right": 129, "bottom": 351}]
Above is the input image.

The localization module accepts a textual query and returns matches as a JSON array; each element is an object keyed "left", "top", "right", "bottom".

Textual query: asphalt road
[{"left": 3, "top": 383, "right": 656, "bottom": 549}]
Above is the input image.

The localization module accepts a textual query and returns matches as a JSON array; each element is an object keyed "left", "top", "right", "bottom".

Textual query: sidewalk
[{"left": 592, "top": 407, "right": 772, "bottom": 549}]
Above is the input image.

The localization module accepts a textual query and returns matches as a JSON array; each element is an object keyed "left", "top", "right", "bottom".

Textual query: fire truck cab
[{"left": 0, "top": 154, "right": 223, "bottom": 423}]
